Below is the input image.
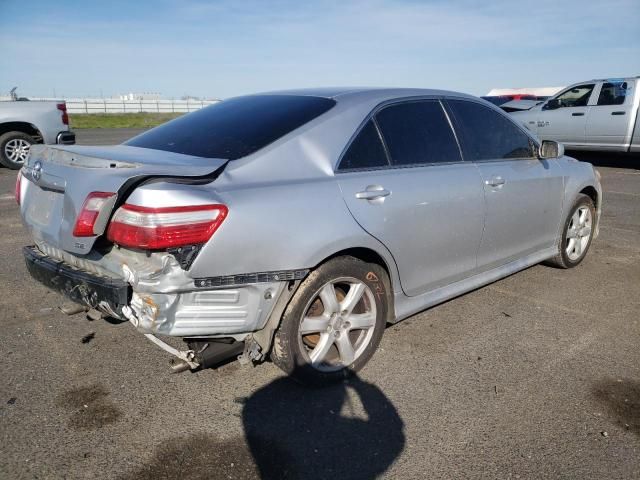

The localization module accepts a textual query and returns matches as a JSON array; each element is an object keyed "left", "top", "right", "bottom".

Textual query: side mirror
[
  {"left": 543, "top": 98, "right": 560, "bottom": 110},
  {"left": 539, "top": 140, "right": 564, "bottom": 159}
]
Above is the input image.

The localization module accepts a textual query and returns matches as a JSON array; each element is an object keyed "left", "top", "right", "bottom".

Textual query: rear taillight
[
  {"left": 73, "top": 192, "right": 116, "bottom": 237},
  {"left": 57, "top": 103, "right": 69, "bottom": 125},
  {"left": 15, "top": 172, "right": 22, "bottom": 205},
  {"left": 106, "top": 204, "right": 228, "bottom": 250}
]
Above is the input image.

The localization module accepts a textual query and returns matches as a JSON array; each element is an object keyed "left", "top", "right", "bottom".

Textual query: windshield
[{"left": 125, "top": 95, "right": 336, "bottom": 160}]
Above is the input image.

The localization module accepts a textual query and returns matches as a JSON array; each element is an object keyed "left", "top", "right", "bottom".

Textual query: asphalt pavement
[
  {"left": 74, "top": 128, "right": 149, "bottom": 145},
  {"left": 0, "top": 130, "right": 638, "bottom": 479}
]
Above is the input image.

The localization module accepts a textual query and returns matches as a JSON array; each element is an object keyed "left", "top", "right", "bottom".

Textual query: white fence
[
  {"left": 1, "top": 97, "right": 221, "bottom": 114},
  {"left": 64, "top": 98, "right": 220, "bottom": 114}
]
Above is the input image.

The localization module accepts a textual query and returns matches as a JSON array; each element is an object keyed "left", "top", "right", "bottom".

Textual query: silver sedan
[{"left": 18, "top": 88, "right": 602, "bottom": 384}]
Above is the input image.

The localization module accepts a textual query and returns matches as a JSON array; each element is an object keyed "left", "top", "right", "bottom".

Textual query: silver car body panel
[
  {"left": 474, "top": 158, "right": 565, "bottom": 270},
  {"left": 338, "top": 162, "right": 485, "bottom": 296},
  {"left": 19, "top": 87, "right": 602, "bottom": 348}
]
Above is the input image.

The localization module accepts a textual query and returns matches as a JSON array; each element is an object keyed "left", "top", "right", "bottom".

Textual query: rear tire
[
  {"left": 546, "top": 193, "right": 596, "bottom": 269},
  {"left": 271, "top": 256, "right": 390, "bottom": 385},
  {"left": 0, "top": 131, "right": 34, "bottom": 169}
]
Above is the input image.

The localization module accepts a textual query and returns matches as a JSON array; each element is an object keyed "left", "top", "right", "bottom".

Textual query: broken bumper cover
[
  {"left": 125, "top": 281, "right": 285, "bottom": 337},
  {"left": 23, "top": 245, "right": 129, "bottom": 314},
  {"left": 23, "top": 245, "right": 286, "bottom": 338}
]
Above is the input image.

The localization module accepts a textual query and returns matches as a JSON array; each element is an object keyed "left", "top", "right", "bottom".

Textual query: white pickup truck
[
  {"left": 509, "top": 77, "right": 640, "bottom": 153},
  {"left": 0, "top": 100, "right": 75, "bottom": 169}
]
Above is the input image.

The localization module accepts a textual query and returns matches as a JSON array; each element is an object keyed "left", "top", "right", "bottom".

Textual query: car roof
[{"left": 248, "top": 87, "right": 478, "bottom": 105}]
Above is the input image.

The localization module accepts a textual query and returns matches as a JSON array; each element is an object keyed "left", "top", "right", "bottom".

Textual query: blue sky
[{"left": 1, "top": 0, "right": 638, "bottom": 99}]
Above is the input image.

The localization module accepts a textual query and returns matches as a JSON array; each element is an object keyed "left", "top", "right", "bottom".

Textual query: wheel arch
[
  {"left": 256, "top": 244, "right": 399, "bottom": 361},
  {"left": 579, "top": 185, "right": 598, "bottom": 207},
  {"left": 0, "top": 122, "right": 44, "bottom": 142},
  {"left": 312, "top": 246, "right": 398, "bottom": 318},
  {"left": 578, "top": 183, "right": 602, "bottom": 239}
]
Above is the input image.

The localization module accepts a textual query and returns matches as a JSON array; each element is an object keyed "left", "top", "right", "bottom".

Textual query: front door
[
  {"left": 474, "top": 159, "right": 566, "bottom": 268},
  {"left": 337, "top": 100, "right": 485, "bottom": 297},
  {"left": 538, "top": 83, "right": 596, "bottom": 145},
  {"left": 446, "top": 98, "right": 566, "bottom": 270}
]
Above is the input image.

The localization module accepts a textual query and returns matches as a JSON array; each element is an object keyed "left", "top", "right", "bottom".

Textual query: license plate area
[{"left": 24, "top": 185, "right": 62, "bottom": 227}]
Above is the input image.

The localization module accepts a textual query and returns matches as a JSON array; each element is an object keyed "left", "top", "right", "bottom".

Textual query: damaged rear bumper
[
  {"left": 23, "top": 245, "right": 129, "bottom": 316},
  {"left": 22, "top": 244, "right": 287, "bottom": 338},
  {"left": 124, "top": 282, "right": 285, "bottom": 336}
]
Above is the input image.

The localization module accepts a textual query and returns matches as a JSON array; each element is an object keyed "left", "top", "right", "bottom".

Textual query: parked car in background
[
  {"left": 509, "top": 77, "right": 640, "bottom": 153},
  {"left": 0, "top": 100, "right": 75, "bottom": 169},
  {"left": 481, "top": 94, "right": 545, "bottom": 107},
  {"left": 17, "top": 88, "right": 601, "bottom": 384}
]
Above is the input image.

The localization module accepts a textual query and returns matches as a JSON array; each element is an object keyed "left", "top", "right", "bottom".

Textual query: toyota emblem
[{"left": 32, "top": 161, "right": 42, "bottom": 181}]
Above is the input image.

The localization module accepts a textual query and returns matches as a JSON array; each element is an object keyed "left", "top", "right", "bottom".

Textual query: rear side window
[
  {"left": 597, "top": 82, "right": 628, "bottom": 106},
  {"left": 125, "top": 95, "right": 336, "bottom": 160},
  {"left": 447, "top": 99, "right": 535, "bottom": 161},
  {"left": 375, "top": 101, "right": 461, "bottom": 166},
  {"left": 338, "top": 120, "right": 389, "bottom": 170}
]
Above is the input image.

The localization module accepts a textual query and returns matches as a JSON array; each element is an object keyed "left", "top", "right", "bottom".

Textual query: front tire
[
  {"left": 271, "top": 256, "right": 390, "bottom": 385},
  {"left": 0, "top": 131, "right": 34, "bottom": 169},
  {"left": 546, "top": 193, "right": 596, "bottom": 269}
]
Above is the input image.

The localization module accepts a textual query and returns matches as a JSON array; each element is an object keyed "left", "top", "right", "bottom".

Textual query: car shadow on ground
[
  {"left": 568, "top": 151, "right": 639, "bottom": 169},
  {"left": 592, "top": 378, "right": 640, "bottom": 437},
  {"left": 122, "top": 372, "right": 405, "bottom": 480},
  {"left": 242, "top": 371, "right": 405, "bottom": 479}
]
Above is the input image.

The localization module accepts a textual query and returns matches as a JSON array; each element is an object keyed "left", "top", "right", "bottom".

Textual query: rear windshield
[{"left": 125, "top": 95, "right": 336, "bottom": 160}]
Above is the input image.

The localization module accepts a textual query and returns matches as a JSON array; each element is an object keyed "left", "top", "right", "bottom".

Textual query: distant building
[
  {"left": 486, "top": 86, "right": 564, "bottom": 97},
  {"left": 116, "top": 92, "right": 162, "bottom": 101}
]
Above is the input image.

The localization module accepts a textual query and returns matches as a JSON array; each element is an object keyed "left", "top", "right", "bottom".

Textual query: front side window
[
  {"left": 126, "top": 95, "right": 336, "bottom": 160},
  {"left": 597, "top": 81, "right": 628, "bottom": 106},
  {"left": 447, "top": 99, "right": 535, "bottom": 161},
  {"left": 338, "top": 120, "right": 389, "bottom": 170},
  {"left": 554, "top": 84, "right": 595, "bottom": 108},
  {"left": 375, "top": 101, "right": 461, "bottom": 166}
]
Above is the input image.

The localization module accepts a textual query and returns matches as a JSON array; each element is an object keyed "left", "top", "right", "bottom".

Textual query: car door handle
[
  {"left": 485, "top": 177, "right": 505, "bottom": 187},
  {"left": 611, "top": 111, "right": 625, "bottom": 116},
  {"left": 355, "top": 185, "right": 391, "bottom": 200},
  {"left": 572, "top": 112, "right": 585, "bottom": 116}
]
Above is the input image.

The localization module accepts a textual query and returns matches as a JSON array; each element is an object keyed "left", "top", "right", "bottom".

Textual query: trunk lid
[{"left": 21, "top": 144, "right": 227, "bottom": 255}]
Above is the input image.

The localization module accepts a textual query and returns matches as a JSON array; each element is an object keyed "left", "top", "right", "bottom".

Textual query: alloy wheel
[
  {"left": 566, "top": 206, "right": 592, "bottom": 261},
  {"left": 298, "top": 277, "right": 377, "bottom": 372},
  {"left": 4, "top": 138, "right": 31, "bottom": 164}
]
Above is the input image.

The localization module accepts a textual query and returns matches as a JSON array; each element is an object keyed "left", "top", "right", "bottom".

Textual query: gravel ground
[{"left": 0, "top": 131, "right": 638, "bottom": 479}]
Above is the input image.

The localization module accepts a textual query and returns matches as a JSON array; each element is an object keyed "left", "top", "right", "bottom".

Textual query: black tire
[
  {"left": 0, "top": 131, "right": 34, "bottom": 169},
  {"left": 271, "top": 256, "right": 391, "bottom": 385},
  {"left": 546, "top": 193, "right": 596, "bottom": 269}
]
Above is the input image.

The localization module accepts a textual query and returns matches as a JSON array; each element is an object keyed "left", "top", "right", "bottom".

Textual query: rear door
[
  {"left": 446, "top": 99, "right": 565, "bottom": 270},
  {"left": 585, "top": 79, "right": 635, "bottom": 149},
  {"left": 538, "top": 83, "right": 596, "bottom": 145},
  {"left": 337, "top": 99, "right": 485, "bottom": 297}
]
